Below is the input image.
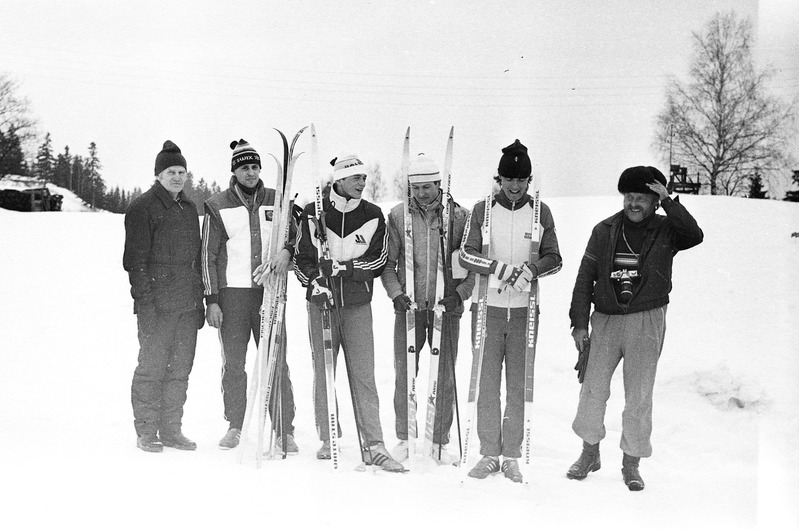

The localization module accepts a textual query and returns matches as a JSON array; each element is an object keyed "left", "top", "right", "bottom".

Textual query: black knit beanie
[
  {"left": 154, "top": 140, "right": 187, "bottom": 175},
  {"left": 497, "top": 139, "right": 532, "bottom": 179}
]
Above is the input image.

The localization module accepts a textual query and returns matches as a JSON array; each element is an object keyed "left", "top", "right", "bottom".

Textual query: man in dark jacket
[
  {"left": 566, "top": 166, "right": 703, "bottom": 491},
  {"left": 294, "top": 153, "right": 404, "bottom": 472},
  {"left": 123, "top": 140, "right": 204, "bottom": 453}
]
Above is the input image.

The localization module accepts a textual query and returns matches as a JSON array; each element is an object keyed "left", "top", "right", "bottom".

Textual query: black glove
[
  {"left": 310, "top": 277, "right": 334, "bottom": 307},
  {"left": 574, "top": 337, "right": 590, "bottom": 384},
  {"left": 393, "top": 294, "right": 412, "bottom": 312},
  {"left": 319, "top": 258, "right": 348, "bottom": 278},
  {"left": 438, "top": 293, "right": 462, "bottom": 312}
]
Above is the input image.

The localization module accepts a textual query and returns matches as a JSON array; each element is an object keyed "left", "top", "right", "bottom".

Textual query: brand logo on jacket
[
  {"left": 354, "top": 234, "right": 367, "bottom": 245},
  {"left": 265, "top": 209, "right": 273, "bottom": 222},
  {"left": 525, "top": 232, "right": 532, "bottom": 239}
]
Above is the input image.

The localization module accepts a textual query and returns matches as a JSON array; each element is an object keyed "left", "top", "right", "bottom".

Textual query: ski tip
[{"left": 449, "top": 125, "right": 454, "bottom": 136}]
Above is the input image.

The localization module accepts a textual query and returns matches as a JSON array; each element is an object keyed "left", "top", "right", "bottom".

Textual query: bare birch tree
[{"left": 654, "top": 12, "right": 796, "bottom": 196}]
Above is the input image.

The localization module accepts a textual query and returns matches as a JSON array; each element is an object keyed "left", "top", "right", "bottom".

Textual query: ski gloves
[
  {"left": 319, "top": 258, "right": 351, "bottom": 278},
  {"left": 392, "top": 292, "right": 462, "bottom": 312},
  {"left": 311, "top": 258, "right": 351, "bottom": 307},
  {"left": 393, "top": 294, "right": 412, "bottom": 312},
  {"left": 310, "top": 277, "right": 334, "bottom": 307},
  {"left": 492, "top": 260, "right": 535, "bottom": 292}
]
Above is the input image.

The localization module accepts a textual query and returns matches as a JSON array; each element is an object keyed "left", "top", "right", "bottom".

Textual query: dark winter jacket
[
  {"left": 381, "top": 191, "right": 475, "bottom": 316},
  {"left": 294, "top": 186, "right": 387, "bottom": 308},
  {"left": 201, "top": 176, "right": 296, "bottom": 305},
  {"left": 123, "top": 181, "right": 204, "bottom": 315},
  {"left": 569, "top": 196, "right": 704, "bottom": 329}
]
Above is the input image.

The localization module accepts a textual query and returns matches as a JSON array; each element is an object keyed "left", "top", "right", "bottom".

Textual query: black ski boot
[
  {"left": 566, "top": 441, "right": 601, "bottom": 480},
  {"left": 622, "top": 453, "right": 645, "bottom": 491}
]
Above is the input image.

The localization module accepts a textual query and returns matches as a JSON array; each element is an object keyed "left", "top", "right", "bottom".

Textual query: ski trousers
[
  {"left": 307, "top": 301, "right": 384, "bottom": 447},
  {"left": 132, "top": 307, "right": 198, "bottom": 436},
  {"left": 472, "top": 310, "right": 529, "bottom": 459},
  {"left": 572, "top": 306, "right": 667, "bottom": 458},
  {"left": 217, "top": 288, "right": 296, "bottom": 434},
  {"left": 393, "top": 310, "right": 461, "bottom": 445}
]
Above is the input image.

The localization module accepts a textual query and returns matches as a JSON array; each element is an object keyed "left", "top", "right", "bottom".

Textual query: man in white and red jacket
[
  {"left": 459, "top": 140, "right": 562, "bottom": 483},
  {"left": 294, "top": 153, "right": 404, "bottom": 472},
  {"left": 201, "top": 139, "right": 298, "bottom": 453}
]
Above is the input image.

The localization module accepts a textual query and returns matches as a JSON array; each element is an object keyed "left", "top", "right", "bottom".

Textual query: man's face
[
  {"left": 411, "top": 181, "right": 440, "bottom": 206},
  {"left": 156, "top": 166, "right": 188, "bottom": 195},
  {"left": 337, "top": 174, "right": 367, "bottom": 199},
  {"left": 234, "top": 163, "right": 261, "bottom": 189},
  {"left": 623, "top": 192, "right": 657, "bottom": 222},
  {"left": 499, "top": 175, "right": 529, "bottom": 202}
]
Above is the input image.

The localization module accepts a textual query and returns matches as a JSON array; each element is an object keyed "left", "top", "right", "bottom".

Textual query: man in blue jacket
[
  {"left": 567, "top": 166, "right": 703, "bottom": 491},
  {"left": 123, "top": 140, "right": 204, "bottom": 453}
]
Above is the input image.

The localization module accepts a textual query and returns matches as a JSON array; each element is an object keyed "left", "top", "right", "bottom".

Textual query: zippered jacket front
[
  {"left": 459, "top": 189, "right": 562, "bottom": 318},
  {"left": 294, "top": 186, "right": 388, "bottom": 307},
  {"left": 201, "top": 176, "right": 296, "bottom": 305}
]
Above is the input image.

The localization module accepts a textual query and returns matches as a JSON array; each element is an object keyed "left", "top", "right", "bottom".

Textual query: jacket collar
[
  {"left": 411, "top": 189, "right": 443, "bottom": 215},
  {"left": 494, "top": 188, "right": 531, "bottom": 211},
  {"left": 228, "top": 175, "right": 264, "bottom": 208},
  {"left": 153, "top": 180, "right": 187, "bottom": 208},
  {"left": 329, "top": 186, "right": 361, "bottom": 213}
]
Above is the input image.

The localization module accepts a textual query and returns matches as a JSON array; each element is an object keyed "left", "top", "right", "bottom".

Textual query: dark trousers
[
  {"left": 393, "top": 310, "right": 460, "bottom": 445},
  {"left": 132, "top": 308, "right": 198, "bottom": 436},
  {"left": 218, "top": 288, "right": 296, "bottom": 434}
]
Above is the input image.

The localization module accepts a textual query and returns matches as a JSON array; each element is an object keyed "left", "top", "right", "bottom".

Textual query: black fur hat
[{"left": 617, "top": 166, "right": 667, "bottom": 195}]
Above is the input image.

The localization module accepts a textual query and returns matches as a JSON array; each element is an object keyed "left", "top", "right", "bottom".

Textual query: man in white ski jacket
[
  {"left": 381, "top": 153, "right": 475, "bottom": 465},
  {"left": 201, "top": 139, "right": 298, "bottom": 453},
  {"left": 459, "top": 140, "right": 562, "bottom": 482}
]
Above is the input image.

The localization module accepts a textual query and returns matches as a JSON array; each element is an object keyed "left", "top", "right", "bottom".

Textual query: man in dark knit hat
[
  {"left": 566, "top": 166, "right": 703, "bottom": 491},
  {"left": 123, "top": 140, "right": 205, "bottom": 453},
  {"left": 201, "top": 139, "right": 298, "bottom": 453},
  {"left": 459, "top": 139, "right": 562, "bottom": 483}
]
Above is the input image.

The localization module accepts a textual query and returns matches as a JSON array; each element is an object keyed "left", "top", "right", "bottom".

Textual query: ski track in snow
[{"left": 0, "top": 193, "right": 797, "bottom": 529}]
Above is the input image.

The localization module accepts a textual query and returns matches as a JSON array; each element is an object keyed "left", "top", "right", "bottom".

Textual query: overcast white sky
[{"left": 1, "top": 0, "right": 796, "bottom": 198}]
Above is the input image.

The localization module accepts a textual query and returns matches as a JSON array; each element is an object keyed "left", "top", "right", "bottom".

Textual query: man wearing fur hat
[
  {"left": 201, "top": 139, "right": 298, "bottom": 453},
  {"left": 380, "top": 153, "right": 475, "bottom": 465},
  {"left": 459, "top": 140, "right": 562, "bottom": 482},
  {"left": 566, "top": 166, "right": 703, "bottom": 491},
  {"left": 294, "top": 154, "right": 404, "bottom": 472},
  {"left": 123, "top": 140, "right": 205, "bottom": 453}
]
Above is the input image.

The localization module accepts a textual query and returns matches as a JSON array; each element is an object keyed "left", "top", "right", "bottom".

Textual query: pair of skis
[
  {"left": 239, "top": 126, "right": 307, "bottom": 466},
  {"left": 460, "top": 179, "right": 541, "bottom": 486},
  {"left": 402, "top": 127, "right": 455, "bottom": 471},
  {"left": 309, "top": 124, "right": 342, "bottom": 470}
]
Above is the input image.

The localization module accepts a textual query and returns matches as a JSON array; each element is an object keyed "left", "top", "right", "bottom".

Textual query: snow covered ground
[{"left": 0, "top": 192, "right": 797, "bottom": 529}]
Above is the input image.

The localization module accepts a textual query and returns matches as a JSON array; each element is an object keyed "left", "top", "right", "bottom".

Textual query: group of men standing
[{"left": 123, "top": 135, "right": 703, "bottom": 491}]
